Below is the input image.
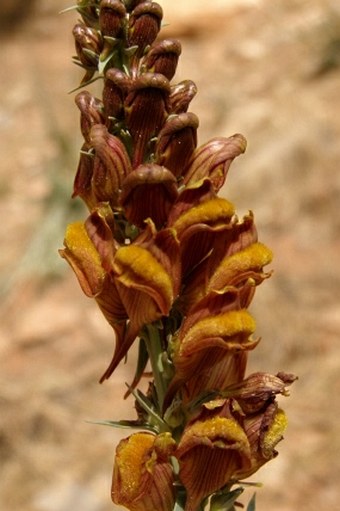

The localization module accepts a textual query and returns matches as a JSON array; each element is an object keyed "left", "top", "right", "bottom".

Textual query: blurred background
[{"left": 0, "top": 0, "right": 339, "bottom": 510}]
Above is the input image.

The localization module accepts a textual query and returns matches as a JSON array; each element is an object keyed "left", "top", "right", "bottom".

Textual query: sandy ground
[{"left": 1, "top": 0, "right": 340, "bottom": 510}]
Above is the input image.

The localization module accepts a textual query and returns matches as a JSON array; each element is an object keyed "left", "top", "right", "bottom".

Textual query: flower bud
[
  {"left": 75, "top": 91, "right": 105, "bottom": 144},
  {"left": 155, "top": 112, "right": 199, "bottom": 178},
  {"left": 89, "top": 124, "right": 132, "bottom": 207},
  {"left": 128, "top": 1, "right": 163, "bottom": 57},
  {"left": 169, "top": 80, "right": 198, "bottom": 114},
  {"left": 99, "top": 0, "right": 126, "bottom": 38},
  {"left": 142, "top": 39, "right": 182, "bottom": 80},
  {"left": 73, "top": 22, "right": 102, "bottom": 68},
  {"left": 103, "top": 68, "right": 132, "bottom": 123},
  {"left": 72, "top": 143, "right": 95, "bottom": 208},
  {"left": 120, "top": 163, "right": 178, "bottom": 228},
  {"left": 125, "top": 73, "right": 170, "bottom": 166}
]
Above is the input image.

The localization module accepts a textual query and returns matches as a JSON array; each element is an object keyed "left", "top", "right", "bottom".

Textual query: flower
[
  {"left": 112, "top": 432, "right": 176, "bottom": 511},
  {"left": 176, "top": 400, "right": 251, "bottom": 511}
]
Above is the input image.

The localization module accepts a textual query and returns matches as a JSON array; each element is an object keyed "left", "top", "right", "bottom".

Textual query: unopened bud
[
  {"left": 128, "top": 1, "right": 163, "bottom": 57},
  {"left": 142, "top": 39, "right": 181, "bottom": 80},
  {"left": 155, "top": 112, "right": 199, "bottom": 178},
  {"left": 103, "top": 68, "right": 132, "bottom": 123},
  {"left": 99, "top": 0, "right": 126, "bottom": 38},
  {"left": 125, "top": 73, "right": 170, "bottom": 166},
  {"left": 169, "top": 80, "right": 198, "bottom": 114},
  {"left": 75, "top": 91, "right": 105, "bottom": 144}
]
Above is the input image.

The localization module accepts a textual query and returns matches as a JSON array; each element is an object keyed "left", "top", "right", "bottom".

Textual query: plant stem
[{"left": 144, "top": 323, "right": 168, "bottom": 413}]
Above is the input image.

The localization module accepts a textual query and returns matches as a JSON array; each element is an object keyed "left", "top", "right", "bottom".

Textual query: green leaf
[
  {"left": 86, "top": 419, "right": 157, "bottom": 433},
  {"left": 209, "top": 487, "right": 244, "bottom": 511},
  {"left": 129, "top": 337, "right": 149, "bottom": 392},
  {"left": 246, "top": 493, "right": 256, "bottom": 511}
]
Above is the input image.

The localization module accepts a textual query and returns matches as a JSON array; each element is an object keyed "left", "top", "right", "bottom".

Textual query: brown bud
[
  {"left": 125, "top": 73, "right": 170, "bottom": 166},
  {"left": 103, "top": 68, "right": 132, "bottom": 123},
  {"left": 155, "top": 112, "right": 199, "bottom": 178},
  {"left": 120, "top": 164, "right": 178, "bottom": 228},
  {"left": 142, "top": 39, "right": 182, "bottom": 80},
  {"left": 99, "top": 0, "right": 126, "bottom": 38},
  {"left": 169, "top": 80, "right": 198, "bottom": 114},
  {"left": 73, "top": 22, "right": 103, "bottom": 68},
  {"left": 73, "top": 143, "right": 95, "bottom": 209},
  {"left": 75, "top": 91, "right": 105, "bottom": 144},
  {"left": 90, "top": 124, "right": 132, "bottom": 208},
  {"left": 128, "top": 1, "right": 163, "bottom": 57}
]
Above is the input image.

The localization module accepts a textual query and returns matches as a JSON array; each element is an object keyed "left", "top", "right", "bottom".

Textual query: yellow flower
[{"left": 112, "top": 432, "right": 176, "bottom": 511}]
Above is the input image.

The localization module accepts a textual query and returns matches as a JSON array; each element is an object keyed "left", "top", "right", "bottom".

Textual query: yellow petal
[
  {"left": 113, "top": 245, "right": 174, "bottom": 314},
  {"left": 177, "top": 416, "right": 251, "bottom": 511},
  {"left": 172, "top": 197, "right": 235, "bottom": 238},
  {"left": 112, "top": 432, "right": 175, "bottom": 511},
  {"left": 208, "top": 242, "right": 273, "bottom": 291},
  {"left": 60, "top": 221, "right": 105, "bottom": 297},
  {"left": 178, "top": 309, "right": 256, "bottom": 358}
]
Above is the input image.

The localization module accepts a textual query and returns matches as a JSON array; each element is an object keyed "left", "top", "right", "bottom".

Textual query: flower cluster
[{"left": 60, "top": 2, "right": 296, "bottom": 510}]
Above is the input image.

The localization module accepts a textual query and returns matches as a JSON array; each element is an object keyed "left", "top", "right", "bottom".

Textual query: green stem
[{"left": 144, "top": 323, "right": 168, "bottom": 413}]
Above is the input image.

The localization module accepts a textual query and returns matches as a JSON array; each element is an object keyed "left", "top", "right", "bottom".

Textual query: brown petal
[
  {"left": 225, "top": 372, "right": 297, "bottom": 414},
  {"left": 142, "top": 39, "right": 182, "bottom": 80},
  {"left": 125, "top": 73, "right": 170, "bottom": 166},
  {"left": 120, "top": 163, "right": 178, "bottom": 228},
  {"left": 128, "top": 1, "right": 163, "bottom": 58},
  {"left": 234, "top": 404, "right": 288, "bottom": 479},
  {"left": 103, "top": 67, "right": 132, "bottom": 124},
  {"left": 155, "top": 112, "right": 199, "bottom": 178},
  {"left": 176, "top": 415, "right": 251, "bottom": 511},
  {"left": 75, "top": 91, "right": 105, "bottom": 144},
  {"left": 183, "top": 134, "right": 247, "bottom": 191},
  {"left": 169, "top": 80, "right": 198, "bottom": 114},
  {"left": 90, "top": 123, "right": 132, "bottom": 207},
  {"left": 99, "top": 0, "right": 126, "bottom": 38}
]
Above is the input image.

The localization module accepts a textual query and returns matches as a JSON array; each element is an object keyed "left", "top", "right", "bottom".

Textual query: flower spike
[{"left": 61, "top": 2, "right": 296, "bottom": 509}]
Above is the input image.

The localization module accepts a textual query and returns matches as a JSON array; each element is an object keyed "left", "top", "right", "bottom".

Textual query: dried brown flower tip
[{"left": 142, "top": 39, "right": 182, "bottom": 80}]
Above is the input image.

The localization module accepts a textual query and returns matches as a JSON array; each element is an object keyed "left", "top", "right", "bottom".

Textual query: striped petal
[{"left": 112, "top": 432, "right": 176, "bottom": 511}]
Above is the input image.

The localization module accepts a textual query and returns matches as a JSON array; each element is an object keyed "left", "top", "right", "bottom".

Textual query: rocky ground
[{"left": 0, "top": 0, "right": 339, "bottom": 510}]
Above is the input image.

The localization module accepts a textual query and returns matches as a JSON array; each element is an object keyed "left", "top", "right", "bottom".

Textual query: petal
[
  {"left": 90, "top": 124, "right": 132, "bottom": 207},
  {"left": 176, "top": 416, "right": 251, "bottom": 511},
  {"left": 183, "top": 134, "right": 247, "bottom": 191},
  {"left": 155, "top": 112, "right": 199, "bottom": 178},
  {"left": 235, "top": 404, "right": 288, "bottom": 479},
  {"left": 165, "top": 309, "right": 258, "bottom": 407},
  {"left": 128, "top": 2, "right": 163, "bottom": 58},
  {"left": 125, "top": 73, "right": 170, "bottom": 166},
  {"left": 112, "top": 432, "right": 176, "bottom": 511},
  {"left": 169, "top": 80, "right": 198, "bottom": 114},
  {"left": 60, "top": 221, "right": 106, "bottom": 297},
  {"left": 142, "top": 39, "right": 182, "bottom": 80},
  {"left": 120, "top": 164, "right": 178, "bottom": 228},
  {"left": 112, "top": 243, "right": 175, "bottom": 325},
  {"left": 208, "top": 241, "right": 273, "bottom": 291},
  {"left": 75, "top": 91, "right": 105, "bottom": 144}
]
